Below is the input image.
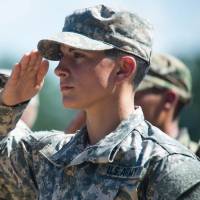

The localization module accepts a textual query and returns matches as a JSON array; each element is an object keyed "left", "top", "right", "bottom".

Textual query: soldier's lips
[{"left": 60, "top": 85, "right": 74, "bottom": 91}]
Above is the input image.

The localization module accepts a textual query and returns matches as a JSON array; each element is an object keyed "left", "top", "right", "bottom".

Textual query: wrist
[
  {"left": 0, "top": 90, "right": 17, "bottom": 106},
  {"left": 0, "top": 91, "right": 29, "bottom": 107},
  {"left": 0, "top": 90, "right": 6, "bottom": 105}
]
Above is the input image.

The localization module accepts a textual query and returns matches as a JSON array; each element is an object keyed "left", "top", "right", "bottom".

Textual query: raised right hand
[{"left": 0, "top": 50, "right": 49, "bottom": 106}]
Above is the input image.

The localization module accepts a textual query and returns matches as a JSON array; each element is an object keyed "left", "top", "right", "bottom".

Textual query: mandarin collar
[{"left": 41, "top": 107, "right": 144, "bottom": 167}]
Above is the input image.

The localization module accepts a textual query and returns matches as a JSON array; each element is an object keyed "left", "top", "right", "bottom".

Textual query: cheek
[
  {"left": 76, "top": 70, "right": 114, "bottom": 106},
  {"left": 94, "top": 60, "right": 116, "bottom": 89},
  {"left": 135, "top": 94, "right": 147, "bottom": 107},
  {"left": 94, "top": 72, "right": 110, "bottom": 88},
  {"left": 77, "top": 58, "right": 116, "bottom": 90},
  {"left": 139, "top": 96, "right": 162, "bottom": 120},
  {"left": 76, "top": 69, "right": 113, "bottom": 92}
]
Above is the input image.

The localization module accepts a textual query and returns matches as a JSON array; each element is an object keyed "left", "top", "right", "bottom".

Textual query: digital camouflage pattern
[
  {"left": 137, "top": 53, "right": 192, "bottom": 103},
  {"left": 0, "top": 103, "right": 200, "bottom": 200},
  {"left": 37, "top": 4, "right": 153, "bottom": 63},
  {"left": 0, "top": 120, "right": 35, "bottom": 200},
  {"left": 177, "top": 128, "right": 200, "bottom": 157}
]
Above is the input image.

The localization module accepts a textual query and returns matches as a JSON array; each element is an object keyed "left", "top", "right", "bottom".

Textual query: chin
[
  {"left": 62, "top": 98, "right": 83, "bottom": 109},
  {"left": 63, "top": 101, "right": 77, "bottom": 109}
]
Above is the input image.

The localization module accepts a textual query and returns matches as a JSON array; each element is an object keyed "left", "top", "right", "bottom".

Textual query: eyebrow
[
  {"left": 68, "top": 47, "right": 76, "bottom": 52},
  {"left": 69, "top": 48, "right": 92, "bottom": 56},
  {"left": 60, "top": 45, "right": 75, "bottom": 53}
]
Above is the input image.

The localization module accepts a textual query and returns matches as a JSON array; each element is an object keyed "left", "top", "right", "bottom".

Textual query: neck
[
  {"left": 85, "top": 87, "right": 135, "bottom": 145},
  {"left": 159, "top": 117, "right": 180, "bottom": 138}
]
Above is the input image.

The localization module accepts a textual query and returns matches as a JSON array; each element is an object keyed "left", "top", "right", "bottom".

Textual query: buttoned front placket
[{"left": 39, "top": 108, "right": 146, "bottom": 199}]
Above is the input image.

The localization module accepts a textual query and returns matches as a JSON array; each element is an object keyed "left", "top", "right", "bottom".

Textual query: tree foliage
[{"left": 179, "top": 54, "right": 200, "bottom": 141}]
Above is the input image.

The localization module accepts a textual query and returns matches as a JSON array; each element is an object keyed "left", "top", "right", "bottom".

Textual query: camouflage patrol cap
[
  {"left": 37, "top": 4, "right": 153, "bottom": 63},
  {"left": 137, "top": 53, "right": 192, "bottom": 103}
]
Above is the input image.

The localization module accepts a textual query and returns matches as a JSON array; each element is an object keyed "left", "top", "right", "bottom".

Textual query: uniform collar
[{"left": 42, "top": 107, "right": 144, "bottom": 167}]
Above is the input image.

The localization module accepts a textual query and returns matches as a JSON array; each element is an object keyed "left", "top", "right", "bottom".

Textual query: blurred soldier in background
[
  {"left": 0, "top": 69, "right": 39, "bottom": 129},
  {"left": 135, "top": 53, "right": 200, "bottom": 156}
]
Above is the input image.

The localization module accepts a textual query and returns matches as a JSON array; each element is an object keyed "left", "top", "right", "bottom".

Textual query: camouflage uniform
[
  {"left": 137, "top": 53, "right": 200, "bottom": 156},
  {"left": 177, "top": 128, "right": 199, "bottom": 155},
  {"left": 0, "top": 101, "right": 200, "bottom": 200},
  {"left": 0, "top": 5, "right": 200, "bottom": 200}
]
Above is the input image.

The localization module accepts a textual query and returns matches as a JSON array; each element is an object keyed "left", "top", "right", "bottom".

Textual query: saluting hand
[{"left": 1, "top": 50, "right": 49, "bottom": 106}]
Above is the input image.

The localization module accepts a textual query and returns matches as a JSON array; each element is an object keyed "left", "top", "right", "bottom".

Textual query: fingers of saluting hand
[
  {"left": 36, "top": 60, "right": 49, "bottom": 88},
  {"left": 16, "top": 50, "right": 49, "bottom": 87},
  {"left": 20, "top": 50, "right": 42, "bottom": 72},
  {"left": 1, "top": 51, "right": 49, "bottom": 106},
  {"left": 10, "top": 63, "right": 21, "bottom": 84},
  {"left": 20, "top": 52, "right": 31, "bottom": 71}
]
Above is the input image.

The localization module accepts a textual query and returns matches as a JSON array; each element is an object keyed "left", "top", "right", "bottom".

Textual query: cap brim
[
  {"left": 37, "top": 32, "right": 114, "bottom": 61},
  {"left": 137, "top": 75, "right": 191, "bottom": 102},
  {"left": 137, "top": 79, "right": 155, "bottom": 92}
]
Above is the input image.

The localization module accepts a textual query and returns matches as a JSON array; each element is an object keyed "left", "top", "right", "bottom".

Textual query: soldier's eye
[
  {"left": 58, "top": 52, "right": 64, "bottom": 59},
  {"left": 73, "top": 52, "right": 85, "bottom": 59}
]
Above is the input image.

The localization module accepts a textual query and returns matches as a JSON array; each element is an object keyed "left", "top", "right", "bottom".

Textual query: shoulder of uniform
[
  {"left": 196, "top": 144, "right": 200, "bottom": 158},
  {"left": 27, "top": 130, "right": 74, "bottom": 151},
  {"left": 177, "top": 128, "right": 200, "bottom": 156},
  {"left": 116, "top": 121, "right": 196, "bottom": 167},
  {"left": 138, "top": 121, "right": 196, "bottom": 157},
  {"left": 146, "top": 154, "right": 200, "bottom": 200}
]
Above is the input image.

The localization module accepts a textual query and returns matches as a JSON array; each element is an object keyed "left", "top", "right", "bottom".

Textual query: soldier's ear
[
  {"left": 164, "top": 90, "right": 178, "bottom": 109},
  {"left": 115, "top": 56, "right": 137, "bottom": 83}
]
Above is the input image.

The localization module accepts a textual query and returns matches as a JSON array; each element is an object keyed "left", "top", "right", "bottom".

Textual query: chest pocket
[
  {"left": 114, "top": 188, "right": 138, "bottom": 200},
  {"left": 96, "top": 164, "right": 143, "bottom": 200}
]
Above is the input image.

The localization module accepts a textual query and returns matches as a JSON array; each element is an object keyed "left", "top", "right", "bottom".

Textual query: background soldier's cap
[
  {"left": 0, "top": 69, "right": 10, "bottom": 89},
  {"left": 137, "top": 53, "right": 192, "bottom": 103},
  {"left": 37, "top": 4, "right": 153, "bottom": 63}
]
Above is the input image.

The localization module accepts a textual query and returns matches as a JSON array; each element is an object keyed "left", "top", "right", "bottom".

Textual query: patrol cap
[
  {"left": 137, "top": 53, "right": 192, "bottom": 103},
  {"left": 37, "top": 4, "right": 153, "bottom": 63}
]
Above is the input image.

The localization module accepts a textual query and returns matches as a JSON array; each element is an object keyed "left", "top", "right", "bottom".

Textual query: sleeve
[
  {"left": 139, "top": 154, "right": 200, "bottom": 200},
  {"left": 177, "top": 182, "right": 200, "bottom": 200},
  {"left": 0, "top": 118, "right": 73, "bottom": 199},
  {"left": 0, "top": 102, "right": 28, "bottom": 136},
  {"left": 0, "top": 124, "right": 38, "bottom": 199}
]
